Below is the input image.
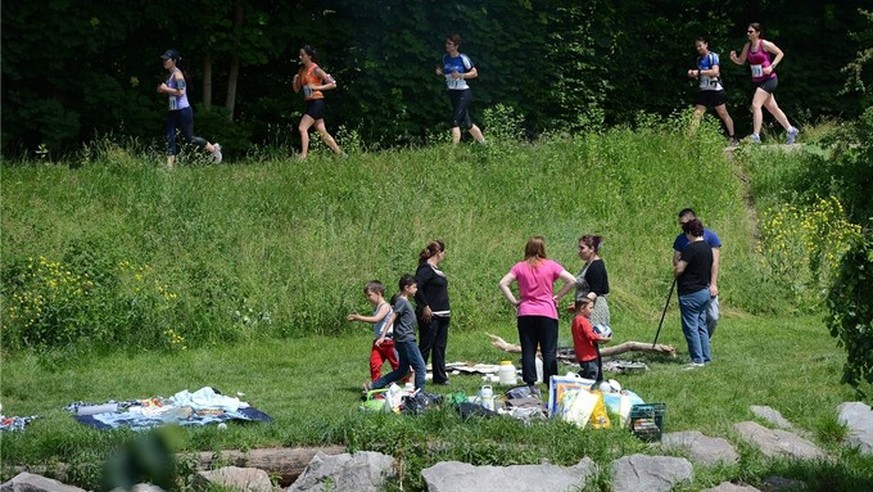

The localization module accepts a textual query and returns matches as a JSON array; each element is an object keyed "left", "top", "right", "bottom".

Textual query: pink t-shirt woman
[
  {"left": 510, "top": 259, "right": 566, "bottom": 319},
  {"left": 499, "top": 237, "right": 576, "bottom": 386}
]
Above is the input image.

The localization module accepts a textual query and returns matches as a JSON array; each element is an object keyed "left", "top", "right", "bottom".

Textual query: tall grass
[{"left": 1, "top": 116, "right": 767, "bottom": 353}]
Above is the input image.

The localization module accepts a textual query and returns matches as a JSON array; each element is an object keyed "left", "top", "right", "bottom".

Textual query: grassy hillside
[
  {"left": 3, "top": 122, "right": 872, "bottom": 491},
  {"left": 1, "top": 120, "right": 765, "bottom": 353}
]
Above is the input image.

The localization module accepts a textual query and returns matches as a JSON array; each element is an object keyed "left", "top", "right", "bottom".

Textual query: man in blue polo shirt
[{"left": 672, "top": 208, "right": 721, "bottom": 338}]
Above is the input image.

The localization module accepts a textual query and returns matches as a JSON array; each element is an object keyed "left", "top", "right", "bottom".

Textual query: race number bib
[
  {"left": 750, "top": 64, "right": 763, "bottom": 78},
  {"left": 445, "top": 74, "right": 463, "bottom": 90},
  {"left": 699, "top": 76, "right": 712, "bottom": 89}
]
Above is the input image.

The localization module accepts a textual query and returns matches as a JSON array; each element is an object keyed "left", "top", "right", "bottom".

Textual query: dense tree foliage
[{"left": 1, "top": 0, "right": 869, "bottom": 157}]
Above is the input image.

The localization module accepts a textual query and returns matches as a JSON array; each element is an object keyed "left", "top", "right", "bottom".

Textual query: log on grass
[
  {"left": 184, "top": 446, "right": 346, "bottom": 485},
  {"left": 487, "top": 333, "right": 677, "bottom": 358},
  {"left": 5, "top": 446, "right": 346, "bottom": 488}
]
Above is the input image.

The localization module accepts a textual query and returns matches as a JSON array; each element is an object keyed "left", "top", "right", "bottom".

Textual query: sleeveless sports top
[
  {"left": 372, "top": 301, "right": 394, "bottom": 339},
  {"left": 167, "top": 69, "right": 190, "bottom": 111},
  {"left": 299, "top": 63, "right": 325, "bottom": 101},
  {"left": 747, "top": 40, "right": 775, "bottom": 83}
]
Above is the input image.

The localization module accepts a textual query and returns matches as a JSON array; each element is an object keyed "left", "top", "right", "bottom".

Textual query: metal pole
[{"left": 652, "top": 279, "right": 676, "bottom": 347}]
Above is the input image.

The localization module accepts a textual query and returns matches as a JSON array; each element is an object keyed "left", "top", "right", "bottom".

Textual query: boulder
[
  {"left": 610, "top": 454, "right": 693, "bottom": 492},
  {"left": 1, "top": 472, "right": 86, "bottom": 492},
  {"left": 750, "top": 406, "right": 795, "bottom": 430},
  {"left": 837, "top": 401, "right": 873, "bottom": 455},
  {"left": 702, "top": 483, "right": 760, "bottom": 492},
  {"left": 287, "top": 451, "right": 395, "bottom": 492},
  {"left": 660, "top": 430, "right": 739, "bottom": 466},
  {"left": 194, "top": 466, "right": 272, "bottom": 492},
  {"left": 420, "top": 458, "right": 596, "bottom": 492},
  {"left": 733, "top": 421, "right": 825, "bottom": 460},
  {"left": 761, "top": 475, "right": 808, "bottom": 491}
]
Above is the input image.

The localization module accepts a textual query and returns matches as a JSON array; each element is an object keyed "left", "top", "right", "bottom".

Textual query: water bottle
[{"left": 478, "top": 385, "right": 494, "bottom": 411}]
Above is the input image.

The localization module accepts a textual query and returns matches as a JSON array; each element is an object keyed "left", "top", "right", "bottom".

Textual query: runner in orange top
[{"left": 292, "top": 45, "right": 342, "bottom": 159}]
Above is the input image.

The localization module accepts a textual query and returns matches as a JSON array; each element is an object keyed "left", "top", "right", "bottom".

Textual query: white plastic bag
[{"left": 384, "top": 383, "right": 404, "bottom": 413}]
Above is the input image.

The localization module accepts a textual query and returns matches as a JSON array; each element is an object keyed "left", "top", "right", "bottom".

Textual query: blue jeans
[
  {"left": 372, "top": 339, "right": 426, "bottom": 391},
  {"left": 679, "top": 288, "right": 712, "bottom": 364},
  {"left": 707, "top": 295, "right": 720, "bottom": 338}
]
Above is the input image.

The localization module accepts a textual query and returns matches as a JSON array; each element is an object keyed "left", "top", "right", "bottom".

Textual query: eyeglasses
[{"left": 746, "top": 30, "right": 755, "bottom": 34}]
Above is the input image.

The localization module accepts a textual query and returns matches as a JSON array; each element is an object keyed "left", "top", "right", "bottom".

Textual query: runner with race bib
[
  {"left": 687, "top": 36, "right": 737, "bottom": 146},
  {"left": 435, "top": 34, "right": 486, "bottom": 145},
  {"left": 729, "top": 23, "right": 799, "bottom": 144}
]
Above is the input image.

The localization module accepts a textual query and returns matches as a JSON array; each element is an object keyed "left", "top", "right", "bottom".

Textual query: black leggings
[
  {"left": 166, "top": 107, "right": 207, "bottom": 155},
  {"left": 517, "top": 315, "right": 558, "bottom": 385},
  {"left": 448, "top": 89, "right": 473, "bottom": 129}
]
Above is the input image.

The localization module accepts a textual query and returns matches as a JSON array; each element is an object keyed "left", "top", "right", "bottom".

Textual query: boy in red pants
[{"left": 348, "top": 281, "right": 400, "bottom": 381}]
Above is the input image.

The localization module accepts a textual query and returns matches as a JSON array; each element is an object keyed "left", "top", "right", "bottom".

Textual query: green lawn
[{"left": 3, "top": 315, "right": 872, "bottom": 491}]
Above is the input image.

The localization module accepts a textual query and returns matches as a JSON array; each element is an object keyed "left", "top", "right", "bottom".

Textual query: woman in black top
[
  {"left": 414, "top": 240, "right": 451, "bottom": 385},
  {"left": 558, "top": 235, "right": 611, "bottom": 327},
  {"left": 674, "top": 219, "right": 714, "bottom": 367}
]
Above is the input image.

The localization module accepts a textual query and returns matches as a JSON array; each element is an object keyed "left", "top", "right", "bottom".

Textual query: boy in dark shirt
[{"left": 366, "top": 274, "right": 427, "bottom": 392}]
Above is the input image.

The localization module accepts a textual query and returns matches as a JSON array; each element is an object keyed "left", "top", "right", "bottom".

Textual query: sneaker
[
  {"left": 750, "top": 133, "right": 761, "bottom": 144},
  {"left": 730, "top": 136, "right": 739, "bottom": 147},
  {"left": 684, "top": 362, "right": 706, "bottom": 370},
  {"left": 211, "top": 143, "right": 223, "bottom": 164},
  {"left": 786, "top": 127, "right": 799, "bottom": 145}
]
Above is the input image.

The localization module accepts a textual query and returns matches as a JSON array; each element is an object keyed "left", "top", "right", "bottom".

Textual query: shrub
[
  {"left": 1, "top": 250, "right": 183, "bottom": 353},
  {"left": 826, "top": 230, "right": 873, "bottom": 398},
  {"left": 757, "top": 196, "right": 863, "bottom": 310}
]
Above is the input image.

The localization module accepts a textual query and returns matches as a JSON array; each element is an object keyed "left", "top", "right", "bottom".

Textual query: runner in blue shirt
[
  {"left": 687, "top": 37, "right": 737, "bottom": 146},
  {"left": 435, "top": 34, "right": 486, "bottom": 145}
]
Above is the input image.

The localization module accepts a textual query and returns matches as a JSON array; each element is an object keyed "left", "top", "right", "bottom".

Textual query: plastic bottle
[
  {"left": 478, "top": 385, "right": 494, "bottom": 411},
  {"left": 498, "top": 360, "right": 517, "bottom": 385}
]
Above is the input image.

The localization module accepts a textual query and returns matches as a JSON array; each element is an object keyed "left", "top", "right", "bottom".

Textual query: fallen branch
[{"left": 487, "top": 333, "right": 676, "bottom": 358}]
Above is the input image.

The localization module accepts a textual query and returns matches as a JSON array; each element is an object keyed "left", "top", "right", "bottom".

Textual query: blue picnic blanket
[
  {"left": 74, "top": 406, "right": 272, "bottom": 431},
  {"left": 68, "top": 387, "right": 272, "bottom": 431}
]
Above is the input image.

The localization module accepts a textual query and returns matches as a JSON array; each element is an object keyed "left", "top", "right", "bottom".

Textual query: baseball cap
[{"left": 160, "top": 49, "right": 181, "bottom": 61}]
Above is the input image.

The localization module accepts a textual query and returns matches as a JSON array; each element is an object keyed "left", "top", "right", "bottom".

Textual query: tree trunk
[
  {"left": 225, "top": 0, "right": 244, "bottom": 122},
  {"left": 202, "top": 51, "right": 213, "bottom": 110}
]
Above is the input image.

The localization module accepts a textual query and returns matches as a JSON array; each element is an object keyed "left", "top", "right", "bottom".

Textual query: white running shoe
[
  {"left": 211, "top": 143, "right": 222, "bottom": 163},
  {"left": 750, "top": 133, "right": 761, "bottom": 144},
  {"left": 786, "top": 127, "right": 799, "bottom": 145}
]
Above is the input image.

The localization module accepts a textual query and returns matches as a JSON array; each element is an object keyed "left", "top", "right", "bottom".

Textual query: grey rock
[
  {"left": 733, "top": 421, "right": 825, "bottom": 460},
  {"left": 195, "top": 466, "right": 273, "bottom": 492},
  {"left": 750, "top": 406, "right": 795, "bottom": 430},
  {"left": 1, "top": 472, "right": 86, "bottom": 492},
  {"left": 703, "top": 483, "right": 760, "bottom": 492},
  {"left": 420, "top": 458, "right": 596, "bottom": 492},
  {"left": 661, "top": 430, "right": 739, "bottom": 466},
  {"left": 837, "top": 401, "right": 873, "bottom": 455},
  {"left": 111, "top": 485, "right": 166, "bottom": 492},
  {"left": 610, "top": 454, "right": 693, "bottom": 492},
  {"left": 287, "top": 451, "right": 395, "bottom": 492},
  {"left": 761, "top": 475, "right": 807, "bottom": 491}
]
